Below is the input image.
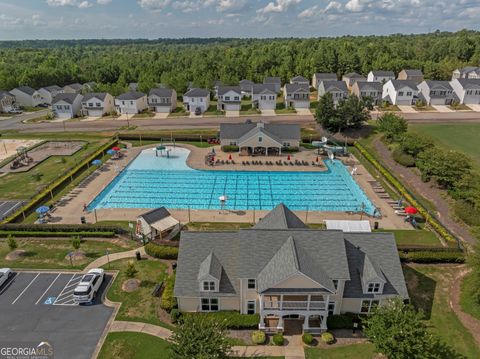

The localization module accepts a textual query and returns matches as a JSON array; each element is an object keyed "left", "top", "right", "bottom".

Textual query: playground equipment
[
  {"left": 311, "top": 136, "right": 347, "bottom": 156},
  {"left": 10, "top": 146, "right": 33, "bottom": 170}
]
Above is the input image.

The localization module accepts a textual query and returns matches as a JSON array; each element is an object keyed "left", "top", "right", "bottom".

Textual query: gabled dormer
[
  {"left": 361, "top": 254, "right": 386, "bottom": 295},
  {"left": 197, "top": 252, "right": 222, "bottom": 292}
]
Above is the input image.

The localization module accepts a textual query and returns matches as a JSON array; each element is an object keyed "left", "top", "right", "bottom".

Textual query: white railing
[{"left": 263, "top": 300, "right": 326, "bottom": 311}]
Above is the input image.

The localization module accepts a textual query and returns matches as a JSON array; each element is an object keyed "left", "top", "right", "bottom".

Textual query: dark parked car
[{"left": 194, "top": 107, "right": 202, "bottom": 116}]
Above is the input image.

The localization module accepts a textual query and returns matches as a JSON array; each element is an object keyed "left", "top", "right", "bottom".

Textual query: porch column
[
  {"left": 259, "top": 315, "right": 266, "bottom": 330},
  {"left": 307, "top": 294, "right": 311, "bottom": 311},
  {"left": 259, "top": 295, "right": 264, "bottom": 312},
  {"left": 277, "top": 317, "right": 284, "bottom": 331},
  {"left": 321, "top": 315, "right": 328, "bottom": 330},
  {"left": 303, "top": 315, "right": 310, "bottom": 331},
  {"left": 280, "top": 294, "right": 284, "bottom": 310},
  {"left": 266, "top": 147, "right": 268, "bottom": 156}
]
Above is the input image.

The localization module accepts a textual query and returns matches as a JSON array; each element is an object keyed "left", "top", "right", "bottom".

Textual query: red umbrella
[
  {"left": 228, "top": 154, "right": 232, "bottom": 160},
  {"left": 287, "top": 155, "right": 291, "bottom": 161},
  {"left": 405, "top": 206, "right": 418, "bottom": 215},
  {"left": 112, "top": 147, "right": 121, "bottom": 151}
]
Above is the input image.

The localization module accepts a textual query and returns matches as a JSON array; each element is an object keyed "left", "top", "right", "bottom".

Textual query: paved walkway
[
  {"left": 84, "top": 246, "right": 145, "bottom": 271},
  {"left": 109, "top": 320, "right": 172, "bottom": 340}
]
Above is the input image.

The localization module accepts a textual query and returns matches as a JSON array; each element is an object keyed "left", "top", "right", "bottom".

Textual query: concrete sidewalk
[
  {"left": 84, "top": 246, "right": 145, "bottom": 271},
  {"left": 110, "top": 320, "right": 172, "bottom": 340}
]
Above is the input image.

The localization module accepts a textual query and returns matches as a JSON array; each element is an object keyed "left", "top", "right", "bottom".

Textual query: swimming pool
[{"left": 88, "top": 146, "right": 376, "bottom": 214}]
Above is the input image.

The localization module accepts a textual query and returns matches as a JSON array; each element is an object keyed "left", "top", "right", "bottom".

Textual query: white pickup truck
[
  {"left": 0, "top": 268, "right": 13, "bottom": 288},
  {"left": 73, "top": 268, "right": 105, "bottom": 304}
]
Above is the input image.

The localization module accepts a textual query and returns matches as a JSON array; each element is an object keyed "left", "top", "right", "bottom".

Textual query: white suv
[
  {"left": 0, "top": 268, "right": 13, "bottom": 288},
  {"left": 73, "top": 268, "right": 105, "bottom": 304}
]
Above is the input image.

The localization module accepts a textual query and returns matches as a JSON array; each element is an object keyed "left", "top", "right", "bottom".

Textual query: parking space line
[
  {"left": 35, "top": 273, "right": 61, "bottom": 305},
  {"left": 53, "top": 274, "right": 82, "bottom": 305},
  {"left": 12, "top": 273, "right": 40, "bottom": 304},
  {"left": 0, "top": 273, "right": 18, "bottom": 296}
]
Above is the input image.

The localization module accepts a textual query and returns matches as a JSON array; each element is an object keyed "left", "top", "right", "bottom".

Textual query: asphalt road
[
  {"left": 0, "top": 270, "right": 114, "bottom": 359},
  {"left": 0, "top": 109, "right": 50, "bottom": 131}
]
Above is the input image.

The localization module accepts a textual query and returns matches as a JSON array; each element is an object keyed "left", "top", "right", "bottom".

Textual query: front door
[{"left": 283, "top": 316, "right": 304, "bottom": 335}]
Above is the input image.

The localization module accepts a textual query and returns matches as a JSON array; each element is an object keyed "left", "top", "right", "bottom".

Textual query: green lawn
[
  {"left": 410, "top": 123, "right": 480, "bottom": 170},
  {"left": 305, "top": 343, "right": 376, "bottom": 359},
  {"left": 185, "top": 222, "right": 253, "bottom": 231},
  {"left": 378, "top": 104, "right": 400, "bottom": 111},
  {"left": 275, "top": 108, "right": 296, "bottom": 114},
  {"left": 103, "top": 258, "right": 171, "bottom": 328},
  {"left": 460, "top": 272, "right": 480, "bottom": 321},
  {"left": 403, "top": 264, "right": 479, "bottom": 358},
  {"left": 376, "top": 229, "right": 442, "bottom": 247},
  {"left": 0, "top": 238, "right": 133, "bottom": 269}
]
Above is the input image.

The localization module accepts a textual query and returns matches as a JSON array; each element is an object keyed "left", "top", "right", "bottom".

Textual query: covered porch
[{"left": 239, "top": 146, "right": 281, "bottom": 156}]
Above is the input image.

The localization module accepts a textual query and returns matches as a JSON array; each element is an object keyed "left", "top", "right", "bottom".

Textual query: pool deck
[{"left": 52, "top": 143, "right": 411, "bottom": 230}]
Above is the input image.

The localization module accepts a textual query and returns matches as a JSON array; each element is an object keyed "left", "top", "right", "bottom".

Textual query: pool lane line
[
  {"left": 35, "top": 273, "right": 61, "bottom": 305},
  {"left": 12, "top": 273, "right": 40, "bottom": 304}
]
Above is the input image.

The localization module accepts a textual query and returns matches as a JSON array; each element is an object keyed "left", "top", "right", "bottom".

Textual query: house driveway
[
  {"left": 468, "top": 104, "right": 480, "bottom": 112},
  {"left": 397, "top": 105, "right": 417, "bottom": 113},
  {"left": 432, "top": 105, "right": 454, "bottom": 113},
  {"left": 226, "top": 110, "right": 240, "bottom": 117},
  {"left": 261, "top": 109, "right": 276, "bottom": 116},
  {"left": 153, "top": 113, "right": 169, "bottom": 119},
  {"left": 189, "top": 112, "right": 202, "bottom": 118},
  {"left": 80, "top": 116, "right": 103, "bottom": 122},
  {"left": 296, "top": 108, "right": 311, "bottom": 115}
]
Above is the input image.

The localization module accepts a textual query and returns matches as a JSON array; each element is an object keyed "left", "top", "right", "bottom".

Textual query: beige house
[
  {"left": 136, "top": 207, "right": 180, "bottom": 241},
  {"left": 174, "top": 204, "right": 408, "bottom": 333},
  {"left": 397, "top": 69, "right": 424, "bottom": 83},
  {"left": 220, "top": 122, "right": 301, "bottom": 156}
]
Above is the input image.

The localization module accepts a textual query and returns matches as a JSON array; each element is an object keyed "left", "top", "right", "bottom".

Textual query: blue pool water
[{"left": 88, "top": 147, "right": 376, "bottom": 214}]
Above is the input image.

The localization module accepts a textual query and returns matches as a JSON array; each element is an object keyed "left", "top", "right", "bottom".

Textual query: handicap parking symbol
[{"left": 44, "top": 297, "right": 57, "bottom": 305}]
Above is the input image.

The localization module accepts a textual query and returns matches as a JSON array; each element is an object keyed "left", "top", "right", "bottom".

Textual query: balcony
[{"left": 263, "top": 300, "right": 326, "bottom": 311}]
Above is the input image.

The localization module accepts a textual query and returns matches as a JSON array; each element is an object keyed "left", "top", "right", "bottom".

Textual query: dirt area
[
  {"left": 0, "top": 139, "right": 41, "bottom": 162},
  {"left": 5, "top": 249, "right": 27, "bottom": 261},
  {"left": 122, "top": 279, "right": 140, "bottom": 292},
  {"left": 0, "top": 140, "right": 86, "bottom": 173},
  {"left": 64, "top": 250, "right": 86, "bottom": 262}
]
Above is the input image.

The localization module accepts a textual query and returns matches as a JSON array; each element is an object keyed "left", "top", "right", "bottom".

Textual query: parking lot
[{"left": 0, "top": 271, "right": 114, "bottom": 359}]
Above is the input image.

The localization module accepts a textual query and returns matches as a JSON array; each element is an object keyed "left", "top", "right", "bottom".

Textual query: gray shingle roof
[
  {"left": 423, "top": 80, "right": 453, "bottom": 91},
  {"left": 82, "top": 92, "right": 108, "bottom": 102},
  {"left": 239, "top": 80, "right": 254, "bottom": 92},
  {"left": 220, "top": 123, "right": 301, "bottom": 141},
  {"left": 237, "top": 126, "right": 282, "bottom": 146},
  {"left": 65, "top": 83, "right": 83, "bottom": 91},
  {"left": 254, "top": 203, "right": 308, "bottom": 229},
  {"left": 284, "top": 83, "right": 309, "bottom": 94},
  {"left": 41, "top": 85, "right": 62, "bottom": 93},
  {"left": 343, "top": 72, "right": 364, "bottom": 79},
  {"left": 52, "top": 93, "right": 81, "bottom": 104},
  {"left": 251, "top": 84, "right": 276, "bottom": 95},
  {"left": 389, "top": 80, "right": 418, "bottom": 91},
  {"left": 402, "top": 69, "right": 423, "bottom": 76},
  {"left": 139, "top": 207, "right": 171, "bottom": 224},
  {"left": 116, "top": 91, "right": 146, "bottom": 100},
  {"left": 291, "top": 76, "right": 308, "bottom": 83},
  {"left": 264, "top": 77, "right": 281, "bottom": 84},
  {"left": 314, "top": 73, "right": 337, "bottom": 81},
  {"left": 362, "top": 254, "right": 386, "bottom": 283},
  {"left": 184, "top": 88, "right": 210, "bottom": 97},
  {"left": 355, "top": 81, "right": 382, "bottom": 92},
  {"left": 149, "top": 88, "right": 174, "bottom": 98},
  {"left": 455, "top": 78, "right": 480, "bottom": 90},
  {"left": 14, "top": 86, "right": 36, "bottom": 96},
  {"left": 0, "top": 91, "right": 14, "bottom": 99},
  {"left": 321, "top": 80, "right": 348, "bottom": 92},
  {"left": 198, "top": 252, "right": 223, "bottom": 281},
  {"left": 370, "top": 70, "right": 395, "bottom": 77},
  {"left": 218, "top": 86, "right": 241, "bottom": 96}
]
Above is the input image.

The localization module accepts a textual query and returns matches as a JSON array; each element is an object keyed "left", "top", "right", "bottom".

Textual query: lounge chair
[
  {"left": 290, "top": 162, "right": 294, "bottom": 166},
  {"left": 242, "top": 161, "right": 245, "bottom": 165},
  {"left": 231, "top": 160, "right": 235, "bottom": 164}
]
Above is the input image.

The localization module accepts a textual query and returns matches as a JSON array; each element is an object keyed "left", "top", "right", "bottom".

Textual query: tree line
[{"left": 1, "top": 30, "right": 480, "bottom": 95}]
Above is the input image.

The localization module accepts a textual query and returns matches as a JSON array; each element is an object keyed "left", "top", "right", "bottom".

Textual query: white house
[
  {"left": 183, "top": 88, "right": 210, "bottom": 113},
  {"left": 0, "top": 91, "right": 15, "bottom": 113},
  {"left": 382, "top": 80, "right": 419, "bottom": 105},
  {"left": 318, "top": 81, "right": 348, "bottom": 105},
  {"left": 290, "top": 76, "right": 309, "bottom": 86},
  {"left": 417, "top": 81, "right": 455, "bottom": 106},
  {"left": 81, "top": 92, "right": 115, "bottom": 117},
  {"left": 148, "top": 88, "right": 177, "bottom": 113},
  {"left": 367, "top": 71, "right": 395, "bottom": 83},
  {"left": 452, "top": 67, "right": 480, "bottom": 80},
  {"left": 312, "top": 73, "right": 337, "bottom": 89},
  {"left": 38, "top": 85, "right": 63, "bottom": 105},
  {"left": 284, "top": 84, "right": 310, "bottom": 109},
  {"left": 115, "top": 91, "right": 148, "bottom": 115},
  {"left": 9, "top": 86, "right": 42, "bottom": 108},
  {"left": 63, "top": 83, "right": 84, "bottom": 94},
  {"left": 450, "top": 79, "right": 480, "bottom": 104},
  {"left": 174, "top": 204, "right": 409, "bottom": 333},
  {"left": 263, "top": 77, "right": 281, "bottom": 93},
  {"left": 217, "top": 86, "right": 242, "bottom": 111},
  {"left": 251, "top": 84, "right": 277, "bottom": 110},
  {"left": 52, "top": 93, "right": 83, "bottom": 119}
]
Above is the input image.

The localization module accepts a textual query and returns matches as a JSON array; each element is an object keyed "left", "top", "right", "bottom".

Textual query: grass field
[
  {"left": 103, "top": 258, "right": 171, "bottom": 328},
  {"left": 376, "top": 229, "right": 442, "bottom": 247},
  {"left": 0, "top": 238, "right": 133, "bottom": 269},
  {"left": 460, "top": 272, "right": 480, "bottom": 321},
  {"left": 410, "top": 123, "right": 480, "bottom": 170},
  {"left": 305, "top": 343, "right": 376, "bottom": 359}
]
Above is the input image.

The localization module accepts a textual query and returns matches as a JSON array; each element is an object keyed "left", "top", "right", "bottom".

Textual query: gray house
[
  {"left": 367, "top": 71, "right": 395, "bottom": 83},
  {"left": 397, "top": 69, "right": 424, "bottom": 83},
  {"left": 82, "top": 92, "right": 115, "bottom": 117},
  {"left": 284, "top": 84, "right": 310, "bottom": 109},
  {"left": 417, "top": 81, "right": 455, "bottom": 106},
  {"left": 452, "top": 67, "right": 480, "bottom": 80},
  {"left": 450, "top": 79, "right": 480, "bottom": 104},
  {"left": 183, "top": 88, "right": 210, "bottom": 113},
  {"left": 318, "top": 81, "right": 348, "bottom": 105},
  {"left": 290, "top": 76, "right": 309, "bottom": 86},
  {"left": 0, "top": 91, "right": 16, "bottom": 113},
  {"left": 263, "top": 77, "right": 281, "bottom": 93},
  {"left": 217, "top": 86, "right": 242, "bottom": 111},
  {"left": 312, "top": 73, "right": 337, "bottom": 89},
  {"left": 351, "top": 81, "right": 383, "bottom": 105},
  {"left": 174, "top": 203, "right": 408, "bottom": 333},
  {"left": 252, "top": 84, "right": 277, "bottom": 110},
  {"left": 63, "top": 83, "right": 84, "bottom": 94},
  {"left": 342, "top": 73, "right": 366, "bottom": 88},
  {"left": 220, "top": 122, "right": 301, "bottom": 155},
  {"left": 52, "top": 93, "right": 83, "bottom": 119},
  {"left": 240, "top": 80, "right": 255, "bottom": 97},
  {"left": 10, "top": 86, "right": 42, "bottom": 108},
  {"left": 148, "top": 88, "right": 177, "bottom": 113},
  {"left": 38, "top": 85, "right": 63, "bottom": 105}
]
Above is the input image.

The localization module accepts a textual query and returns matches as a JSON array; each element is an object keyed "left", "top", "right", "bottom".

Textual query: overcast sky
[{"left": 1, "top": 0, "right": 479, "bottom": 40}]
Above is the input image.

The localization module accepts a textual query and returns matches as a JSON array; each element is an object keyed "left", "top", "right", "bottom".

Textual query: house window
[
  {"left": 247, "top": 300, "right": 256, "bottom": 315},
  {"left": 201, "top": 298, "right": 219, "bottom": 312},
  {"left": 234, "top": 96, "right": 239, "bottom": 101},
  {"left": 398, "top": 91, "right": 404, "bottom": 96},
  {"left": 328, "top": 301, "right": 336, "bottom": 315},
  {"left": 130, "top": 101, "right": 133, "bottom": 105},
  {"left": 202, "top": 281, "right": 215, "bottom": 291},
  {"left": 247, "top": 279, "right": 256, "bottom": 289},
  {"left": 88, "top": 102, "right": 94, "bottom": 107},
  {"left": 122, "top": 101, "right": 125, "bottom": 105},
  {"left": 406, "top": 92, "right": 412, "bottom": 96},
  {"left": 258, "top": 137, "right": 262, "bottom": 142},
  {"left": 332, "top": 280, "right": 338, "bottom": 290},
  {"left": 225, "top": 96, "right": 230, "bottom": 101},
  {"left": 361, "top": 299, "right": 380, "bottom": 314},
  {"left": 96, "top": 102, "right": 101, "bottom": 107},
  {"left": 200, "top": 98, "right": 203, "bottom": 102},
  {"left": 367, "top": 283, "right": 381, "bottom": 293}
]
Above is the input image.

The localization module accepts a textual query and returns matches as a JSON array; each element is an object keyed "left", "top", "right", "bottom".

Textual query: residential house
[
  {"left": 312, "top": 73, "right": 337, "bottom": 89},
  {"left": 397, "top": 69, "right": 424, "bottom": 83},
  {"left": 263, "top": 77, "right": 281, "bottom": 93},
  {"left": 220, "top": 122, "right": 300, "bottom": 156},
  {"left": 52, "top": 93, "right": 83, "bottom": 119},
  {"left": 290, "top": 76, "right": 310, "bottom": 86},
  {"left": 128, "top": 83, "right": 139, "bottom": 92},
  {"left": 183, "top": 88, "right": 210, "bottom": 113},
  {"left": 382, "top": 80, "right": 419, "bottom": 105},
  {"left": 213, "top": 80, "right": 223, "bottom": 98},
  {"left": 239, "top": 80, "right": 254, "bottom": 97},
  {"left": 367, "top": 71, "right": 395, "bottom": 83},
  {"left": 217, "top": 86, "right": 242, "bottom": 111},
  {"left": 9, "top": 86, "right": 42, "bottom": 108},
  {"left": 0, "top": 91, "right": 15, "bottom": 113},
  {"left": 284, "top": 84, "right": 310, "bottom": 109},
  {"left": 136, "top": 207, "right": 180, "bottom": 242},
  {"left": 450, "top": 79, "right": 480, "bottom": 104},
  {"left": 351, "top": 81, "right": 383, "bottom": 105},
  {"left": 114, "top": 91, "right": 148, "bottom": 115},
  {"left": 452, "top": 67, "right": 480, "bottom": 80},
  {"left": 417, "top": 81, "right": 455, "bottom": 106},
  {"left": 148, "top": 88, "right": 177, "bottom": 113},
  {"left": 317, "top": 81, "right": 348, "bottom": 105},
  {"left": 251, "top": 84, "right": 277, "bottom": 110},
  {"left": 63, "top": 83, "right": 84, "bottom": 94},
  {"left": 83, "top": 82, "right": 96, "bottom": 92},
  {"left": 81, "top": 92, "right": 115, "bottom": 117},
  {"left": 342, "top": 73, "right": 366, "bottom": 89},
  {"left": 38, "top": 85, "right": 63, "bottom": 105},
  {"left": 174, "top": 203, "right": 409, "bottom": 333}
]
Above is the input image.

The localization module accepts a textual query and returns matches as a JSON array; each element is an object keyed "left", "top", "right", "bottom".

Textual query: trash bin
[
  {"left": 374, "top": 221, "right": 379, "bottom": 230},
  {"left": 172, "top": 262, "right": 177, "bottom": 270},
  {"left": 80, "top": 216, "right": 86, "bottom": 224},
  {"left": 136, "top": 251, "right": 141, "bottom": 261}
]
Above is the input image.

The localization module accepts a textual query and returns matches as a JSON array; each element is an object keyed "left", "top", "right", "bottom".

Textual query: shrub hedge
[
  {"left": 182, "top": 312, "right": 260, "bottom": 329},
  {"left": 327, "top": 313, "right": 364, "bottom": 329},
  {"left": 0, "top": 230, "right": 115, "bottom": 238},
  {"left": 251, "top": 330, "right": 266, "bottom": 345},
  {"left": 221, "top": 145, "right": 239, "bottom": 152},
  {"left": 354, "top": 142, "right": 457, "bottom": 244},
  {"left": 0, "top": 224, "right": 126, "bottom": 234},
  {"left": 302, "top": 333, "right": 314, "bottom": 345},
  {"left": 399, "top": 250, "right": 465, "bottom": 263},
  {"left": 160, "top": 274, "right": 176, "bottom": 312},
  {"left": 321, "top": 332, "right": 335, "bottom": 344},
  {"left": 272, "top": 333, "right": 284, "bottom": 346},
  {"left": 392, "top": 148, "right": 415, "bottom": 167},
  {"left": 144, "top": 243, "right": 179, "bottom": 259}
]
